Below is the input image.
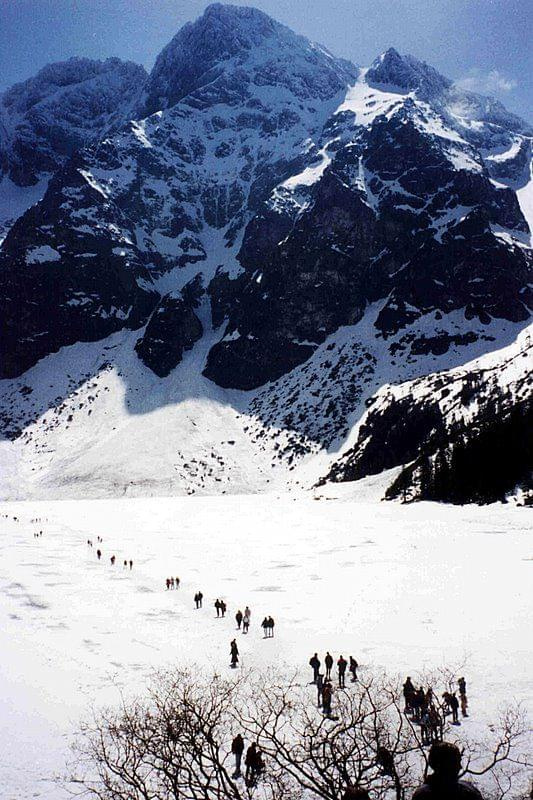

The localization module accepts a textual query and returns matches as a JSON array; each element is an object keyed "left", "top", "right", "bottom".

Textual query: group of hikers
[
  {"left": 235, "top": 607, "right": 251, "bottom": 633},
  {"left": 88, "top": 537, "right": 135, "bottom": 570},
  {"left": 309, "top": 652, "right": 359, "bottom": 712},
  {"left": 166, "top": 576, "right": 180, "bottom": 589},
  {"left": 403, "top": 676, "right": 469, "bottom": 744},
  {"left": 230, "top": 735, "right": 264, "bottom": 785}
]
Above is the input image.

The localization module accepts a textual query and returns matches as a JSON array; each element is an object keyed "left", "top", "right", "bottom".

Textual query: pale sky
[{"left": 1, "top": 0, "right": 531, "bottom": 119}]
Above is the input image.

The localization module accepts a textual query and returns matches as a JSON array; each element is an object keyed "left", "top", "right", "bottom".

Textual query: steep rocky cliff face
[{"left": 0, "top": 4, "right": 531, "bottom": 501}]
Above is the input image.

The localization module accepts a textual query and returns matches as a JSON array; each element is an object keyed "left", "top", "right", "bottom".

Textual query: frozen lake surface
[{"left": 0, "top": 487, "right": 531, "bottom": 798}]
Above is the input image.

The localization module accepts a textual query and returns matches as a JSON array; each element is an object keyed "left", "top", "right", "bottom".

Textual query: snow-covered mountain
[
  {"left": 0, "top": 56, "right": 147, "bottom": 239},
  {"left": 0, "top": 3, "right": 531, "bottom": 502}
]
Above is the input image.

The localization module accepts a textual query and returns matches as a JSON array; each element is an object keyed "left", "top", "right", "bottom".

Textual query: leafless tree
[{"left": 67, "top": 666, "right": 531, "bottom": 800}]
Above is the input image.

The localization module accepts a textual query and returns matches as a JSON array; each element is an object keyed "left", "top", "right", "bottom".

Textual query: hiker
[
  {"left": 244, "top": 605, "right": 251, "bottom": 621},
  {"left": 267, "top": 616, "right": 275, "bottom": 637},
  {"left": 322, "top": 681, "right": 333, "bottom": 716},
  {"left": 231, "top": 733, "right": 245, "bottom": 777},
  {"left": 198, "top": 591, "right": 203, "bottom": 608},
  {"left": 342, "top": 789, "right": 370, "bottom": 800},
  {"left": 130, "top": 560, "right": 133, "bottom": 570},
  {"left": 230, "top": 639, "right": 239, "bottom": 667},
  {"left": 309, "top": 653, "right": 321, "bottom": 683},
  {"left": 236, "top": 610, "right": 243, "bottom": 630},
  {"left": 242, "top": 611, "right": 250, "bottom": 634},
  {"left": 194, "top": 592, "right": 199, "bottom": 608},
  {"left": 170, "top": 577, "right": 175, "bottom": 589},
  {"left": 460, "top": 693, "right": 468, "bottom": 718},
  {"left": 316, "top": 672, "right": 325, "bottom": 707},
  {"left": 97, "top": 549, "right": 102, "bottom": 560},
  {"left": 449, "top": 692, "right": 460, "bottom": 724},
  {"left": 215, "top": 599, "right": 221, "bottom": 617},
  {"left": 428, "top": 707, "right": 443, "bottom": 743},
  {"left": 325, "top": 651, "right": 333, "bottom": 680},
  {"left": 123, "top": 560, "right": 128, "bottom": 568},
  {"left": 458, "top": 678, "right": 468, "bottom": 717},
  {"left": 337, "top": 655, "right": 347, "bottom": 688},
  {"left": 221, "top": 600, "right": 227, "bottom": 617},
  {"left": 110, "top": 555, "right": 116, "bottom": 566},
  {"left": 174, "top": 575, "right": 179, "bottom": 587},
  {"left": 261, "top": 617, "right": 269, "bottom": 637},
  {"left": 167, "top": 578, "right": 171, "bottom": 591},
  {"left": 412, "top": 741, "right": 485, "bottom": 798},
  {"left": 245, "top": 742, "right": 260, "bottom": 784},
  {"left": 349, "top": 656, "right": 358, "bottom": 682},
  {"left": 403, "top": 677, "right": 415, "bottom": 713}
]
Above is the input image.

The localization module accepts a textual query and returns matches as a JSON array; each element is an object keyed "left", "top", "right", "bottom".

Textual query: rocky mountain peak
[
  {"left": 366, "top": 47, "right": 452, "bottom": 98},
  {"left": 139, "top": 2, "right": 357, "bottom": 116}
]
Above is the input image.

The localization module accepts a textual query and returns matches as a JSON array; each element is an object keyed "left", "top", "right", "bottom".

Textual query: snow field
[{"left": 0, "top": 490, "right": 531, "bottom": 798}]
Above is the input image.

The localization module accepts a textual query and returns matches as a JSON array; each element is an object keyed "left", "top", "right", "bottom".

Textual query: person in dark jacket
[
  {"left": 230, "top": 639, "right": 239, "bottom": 667},
  {"left": 215, "top": 599, "right": 221, "bottom": 617},
  {"left": 449, "top": 692, "right": 460, "bottom": 724},
  {"left": 349, "top": 656, "right": 358, "bottom": 682},
  {"left": 325, "top": 652, "right": 333, "bottom": 679},
  {"left": 412, "top": 742, "right": 484, "bottom": 799},
  {"left": 337, "top": 655, "right": 347, "bottom": 687},
  {"left": 322, "top": 681, "right": 333, "bottom": 716},
  {"left": 309, "top": 653, "right": 320, "bottom": 683},
  {"left": 231, "top": 733, "right": 244, "bottom": 777},
  {"left": 342, "top": 789, "right": 370, "bottom": 800},
  {"left": 316, "top": 672, "right": 325, "bottom": 707},
  {"left": 236, "top": 610, "right": 243, "bottom": 629}
]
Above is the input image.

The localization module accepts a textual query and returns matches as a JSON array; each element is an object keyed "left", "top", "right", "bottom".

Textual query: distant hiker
[
  {"left": 267, "top": 616, "right": 275, "bottom": 637},
  {"left": 198, "top": 591, "right": 203, "bottom": 608},
  {"left": 242, "top": 612, "right": 250, "bottom": 634},
  {"left": 236, "top": 610, "right": 243, "bottom": 630},
  {"left": 342, "top": 789, "right": 370, "bottom": 800},
  {"left": 458, "top": 678, "right": 468, "bottom": 717},
  {"left": 460, "top": 693, "right": 468, "bottom": 718},
  {"left": 123, "top": 560, "right": 128, "bottom": 568},
  {"left": 316, "top": 672, "right": 325, "bottom": 707},
  {"left": 231, "top": 733, "right": 245, "bottom": 777},
  {"left": 167, "top": 578, "right": 171, "bottom": 591},
  {"left": 413, "top": 741, "right": 484, "bottom": 798},
  {"left": 322, "top": 681, "right": 333, "bottom": 716},
  {"left": 429, "top": 707, "right": 443, "bottom": 743},
  {"left": 215, "top": 599, "right": 221, "bottom": 617},
  {"left": 170, "top": 577, "right": 175, "bottom": 589},
  {"left": 403, "top": 677, "right": 415, "bottom": 713},
  {"left": 221, "top": 600, "right": 227, "bottom": 617},
  {"left": 97, "top": 549, "right": 102, "bottom": 560},
  {"left": 245, "top": 742, "right": 262, "bottom": 785},
  {"left": 349, "top": 656, "right": 358, "bottom": 682},
  {"left": 337, "top": 655, "right": 347, "bottom": 687},
  {"left": 194, "top": 592, "right": 200, "bottom": 608},
  {"left": 244, "top": 605, "right": 251, "bottom": 621},
  {"left": 449, "top": 692, "right": 460, "bottom": 724},
  {"left": 174, "top": 575, "right": 179, "bottom": 586},
  {"left": 310, "top": 653, "right": 321, "bottom": 683},
  {"left": 110, "top": 555, "right": 116, "bottom": 566},
  {"left": 261, "top": 617, "right": 269, "bottom": 637},
  {"left": 325, "top": 652, "right": 333, "bottom": 680},
  {"left": 230, "top": 639, "right": 239, "bottom": 667},
  {"left": 130, "top": 560, "right": 133, "bottom": 570}
]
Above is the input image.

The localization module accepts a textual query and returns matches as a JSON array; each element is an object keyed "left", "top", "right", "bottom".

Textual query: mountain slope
[{"left": 0, "top": 3, "right": 531, "bottom": 501}]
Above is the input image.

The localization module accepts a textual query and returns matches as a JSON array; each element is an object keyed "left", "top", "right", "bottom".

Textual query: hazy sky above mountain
[{"left": 1, "top": 0, "right": 531, "bottom": 118}]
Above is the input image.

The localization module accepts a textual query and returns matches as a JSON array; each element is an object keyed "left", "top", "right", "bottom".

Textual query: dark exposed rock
[{"left": 135, "top": 293, "right": 203, "bottom": 377}]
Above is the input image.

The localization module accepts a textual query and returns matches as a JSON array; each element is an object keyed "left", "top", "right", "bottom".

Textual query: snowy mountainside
[
  {"left": 321, "top": 322, "right": 533, "bottom": 503},
  {"left": 0, "top": 3, "right": 532, "bottom": 501},
  {"left": 0, "top": 57, "right": 147, "bottom": 240}
]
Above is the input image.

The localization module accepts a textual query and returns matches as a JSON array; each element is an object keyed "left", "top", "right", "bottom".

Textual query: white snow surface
[{"left": 0, "top": 491, "right": 531, "bottom": 799}]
